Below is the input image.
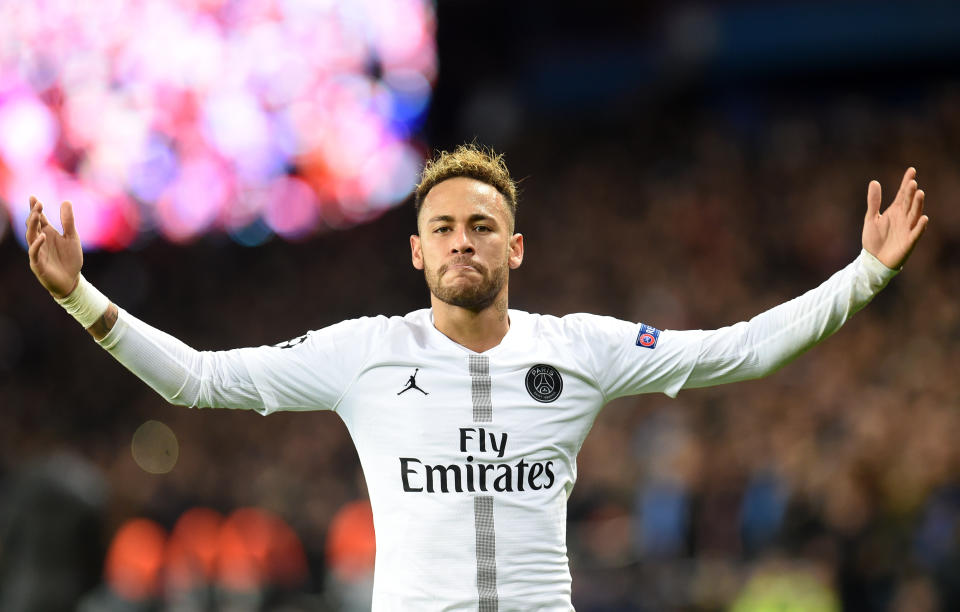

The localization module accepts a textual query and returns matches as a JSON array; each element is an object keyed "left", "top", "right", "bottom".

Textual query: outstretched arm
[
  {"left": 678, "top": 167, "right": 929, "bottom": 390},
  {"left": 24, "top": 196, "right": 261, "bottom": 409},
  {"left": 24, "top": 196, "right": 350, "bottom": 413}
]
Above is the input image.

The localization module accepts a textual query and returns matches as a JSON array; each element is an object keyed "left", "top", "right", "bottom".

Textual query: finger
[
  {"left": 25, "top": 203, "right": 39, "bottom": 229},
  {"left": 894, "top": 167, "right": 916, "bottom": 206},
  {"left": 28, "top": 232, "right": 45, "bottom": 265},
  {"left": 910, "top": 214, "right": 929, "bottom": 242},
  {"left": 25, "top": 209, "right": 38, "bottom": 243},
  {"left": 29, "top": 195, "right": 38, "bottom": 211},
  {"left": 866, "top": 180, "right": 882, "bottom": 221},
  {"left": 33, "top": 200, "right": 50, "bottom": 230},
  {"left": 61, "top": 201, "right": 77, "bottom": 239},
  {"left": 908, "top": 189, "right": 925, "bottom": 227},
  {"left": 25, "top": 207, "right": 45, "bottom": 243},
  {"left": 902, "top": 179, "right": 918, "bottom": 212}
]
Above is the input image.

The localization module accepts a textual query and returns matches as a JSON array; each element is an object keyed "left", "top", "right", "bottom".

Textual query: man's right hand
[{"left": 26, "top": 196, "right": 83, "bottom": 299}]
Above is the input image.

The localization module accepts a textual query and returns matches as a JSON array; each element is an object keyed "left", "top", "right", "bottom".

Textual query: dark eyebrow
[{"left": 426, "top": 213, "right": 498, "bottom": 225}]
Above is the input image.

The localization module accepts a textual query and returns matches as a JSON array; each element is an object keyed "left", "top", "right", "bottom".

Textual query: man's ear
[
  {"left": 508, "top": 233, "right": 524, "bottom": 270},
  {"left": 410, "top": 234, "right": 424, "bottom": 270}
]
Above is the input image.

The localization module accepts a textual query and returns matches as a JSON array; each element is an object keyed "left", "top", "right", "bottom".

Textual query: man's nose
[{"left": 451, "top": 227, "right": 474, "bottom": 254}]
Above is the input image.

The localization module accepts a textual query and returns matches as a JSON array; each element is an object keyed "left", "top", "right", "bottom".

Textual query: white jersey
[{"left": 96, "top": 250, "right": 897, "bottom": 610}]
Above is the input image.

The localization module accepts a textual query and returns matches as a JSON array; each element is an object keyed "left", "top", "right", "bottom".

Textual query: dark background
[{"left": 3, "top": 1, "right": 960, "bottom": 610}]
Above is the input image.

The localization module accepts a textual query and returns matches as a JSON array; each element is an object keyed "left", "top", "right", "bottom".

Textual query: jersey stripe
[
  {"left": 469, "top": 354, "right": 493, "bottom": 422},
  {"left": 469, "top": 354, "right": 498, "bottom": 610},
  {"left": 475, "top": 495, "right": 498, "bottom": 611}
]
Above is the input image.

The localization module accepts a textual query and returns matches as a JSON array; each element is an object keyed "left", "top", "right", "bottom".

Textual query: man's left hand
[{"left": 862, "top": 167, "right": 929, "bottom": 269}]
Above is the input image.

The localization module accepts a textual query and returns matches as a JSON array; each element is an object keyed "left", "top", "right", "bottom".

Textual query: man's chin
[
  {"left": 432, "top": 285, "right": 499, "bottom": 312},
  {"left": 425, "top": 265, "right": 507, "bottom": 312},
  {"left": 442, "top": 276, "right": 480, "bottom": 290}
]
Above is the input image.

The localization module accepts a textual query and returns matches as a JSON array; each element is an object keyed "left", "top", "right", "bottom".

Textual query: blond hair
[{"left": 414, "top": 144, "right": 518, "bottom": 224}]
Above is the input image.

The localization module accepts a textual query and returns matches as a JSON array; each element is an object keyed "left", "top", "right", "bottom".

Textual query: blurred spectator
[
  {"left": 0, "top": 454, "right": 107, "bottom": 611},
  {"left": 729, "top": 559, "right": 840, "bottom": 612},
  {"left": 324, "top": 500, "right": 376, "bottom": 612},
  {"left": 4, "top": 68, "right": 960, "bottom": 612}
]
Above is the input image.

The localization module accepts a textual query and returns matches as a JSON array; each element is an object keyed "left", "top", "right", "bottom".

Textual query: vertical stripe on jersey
[
  {"left": 469, "top": 354, "right": 498, "bottom": 610},
  {"left": 474, "top": 495, "right": 498, "bottom": 611},
  {"left": 469, "top": 355, "right": 493, "bottom": 422}
]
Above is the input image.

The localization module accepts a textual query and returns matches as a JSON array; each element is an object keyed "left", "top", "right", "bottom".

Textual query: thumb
[
  {"left": 865, "top": 180, "right": 881, "bottom": 221},
  {"left": 61, "top": 200, "right": 77, "bottom": 238}
]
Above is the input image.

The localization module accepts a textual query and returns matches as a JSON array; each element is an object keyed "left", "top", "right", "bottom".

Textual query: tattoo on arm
[{"left": 87, "top": 303, "right": 118, "bottom": 341}]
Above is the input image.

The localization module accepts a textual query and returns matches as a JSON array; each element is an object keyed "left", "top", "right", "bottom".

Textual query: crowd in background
[{"left": 2, "top": 86, "right": 959, "bottom": 611}]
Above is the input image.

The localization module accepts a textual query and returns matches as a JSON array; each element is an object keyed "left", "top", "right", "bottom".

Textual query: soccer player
[{"left": 26, "top": 145, "right": 928, "bottom": 610}]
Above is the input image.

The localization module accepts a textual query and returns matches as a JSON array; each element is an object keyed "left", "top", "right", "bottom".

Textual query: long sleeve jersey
[{"left": 95, "top": 249, "right": 897, "bottom": 610}]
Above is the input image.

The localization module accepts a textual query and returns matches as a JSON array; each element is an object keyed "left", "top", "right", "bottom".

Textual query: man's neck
[{"left": 430, "top": 291, "right": 510, "bottom": 353}]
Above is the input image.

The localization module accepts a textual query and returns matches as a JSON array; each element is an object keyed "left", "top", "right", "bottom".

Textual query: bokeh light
[
  {"left": 217, "top": 507, "right": 308, "bottom": 591},
  {"left": 105, "top": 518, "right": 167, "bottom": 602},
  {"left": 0, "top": 0, "right": 436, "bottom": 250},
  {"left": 326, "top": 499, "right": 376, "bottom": 581},
  {"left": 165, "top": 507, "right": 223, "bottom": 594},
  {"left": 131, "top": 420, "right": 179, "bottom": 474},
  {"left": 106, "top": 507, "right": 308, "bottom": 602}
]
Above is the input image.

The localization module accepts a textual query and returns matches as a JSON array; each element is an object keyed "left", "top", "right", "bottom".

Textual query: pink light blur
[
  {"left": 0, "top": 95, "right": 58, "bottom": 169},
  {"left": 156, "top": 154, "right": 232, "bottom": 243},
  {"left": 263, "top": 176, "right": 319, "bottom": 239},
  {"left": 0, "top": 0, "right": 436, "bottom": 249}
]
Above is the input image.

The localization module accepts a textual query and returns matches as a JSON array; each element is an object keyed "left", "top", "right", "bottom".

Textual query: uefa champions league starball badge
[{"left": 525, "top": 364, "right": 563, "bottom": 403}]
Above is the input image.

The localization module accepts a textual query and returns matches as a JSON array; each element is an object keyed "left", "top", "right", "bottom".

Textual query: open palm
[
  {"left": 862, "top": 168, "right": 929, "bottom": 269},
  {"left": 25, "top": 196, "right": 84, "bottom": 298}
]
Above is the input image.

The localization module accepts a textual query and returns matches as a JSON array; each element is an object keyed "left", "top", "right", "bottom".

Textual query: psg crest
[{"left": 525, "top": 364, "right": 563, "bottom": 403}]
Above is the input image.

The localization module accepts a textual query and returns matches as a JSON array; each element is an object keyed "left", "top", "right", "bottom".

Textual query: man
[{"left": 26, "top": 145, "right": 928, "bottom": 610}]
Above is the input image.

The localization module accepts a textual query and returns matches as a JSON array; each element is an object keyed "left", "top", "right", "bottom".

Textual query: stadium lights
[{"left": 0, "top": 0, "right": 437, "bottom": 250}]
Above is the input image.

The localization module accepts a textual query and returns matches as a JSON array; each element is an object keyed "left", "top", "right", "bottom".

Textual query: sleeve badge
[{"left": 635, "top": 324, "right": 661, "bottom": 349}]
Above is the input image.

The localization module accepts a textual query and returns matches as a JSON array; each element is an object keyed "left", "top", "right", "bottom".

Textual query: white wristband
[{"left": 55, "top": 274, "right": 110, "bottom": 329}]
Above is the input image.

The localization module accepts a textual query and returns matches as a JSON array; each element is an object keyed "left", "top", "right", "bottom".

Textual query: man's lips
[{"left": 440, "top": 259, "right": 483, "bottom": 276}]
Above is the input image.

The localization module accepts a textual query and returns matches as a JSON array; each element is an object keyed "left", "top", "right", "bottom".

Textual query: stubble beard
[{"left": 426, "top": 257, "right": 508, "bottom": 313}]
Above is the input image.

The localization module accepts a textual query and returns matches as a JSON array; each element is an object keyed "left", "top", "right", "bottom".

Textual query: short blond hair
[{"left": 414, "top": 144, "right": 518, "bottom": 224}]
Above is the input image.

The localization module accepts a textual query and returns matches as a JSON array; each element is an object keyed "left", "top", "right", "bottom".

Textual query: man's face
[{"left": 410, "top": 177, "right": 523, "bottom": 312}]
